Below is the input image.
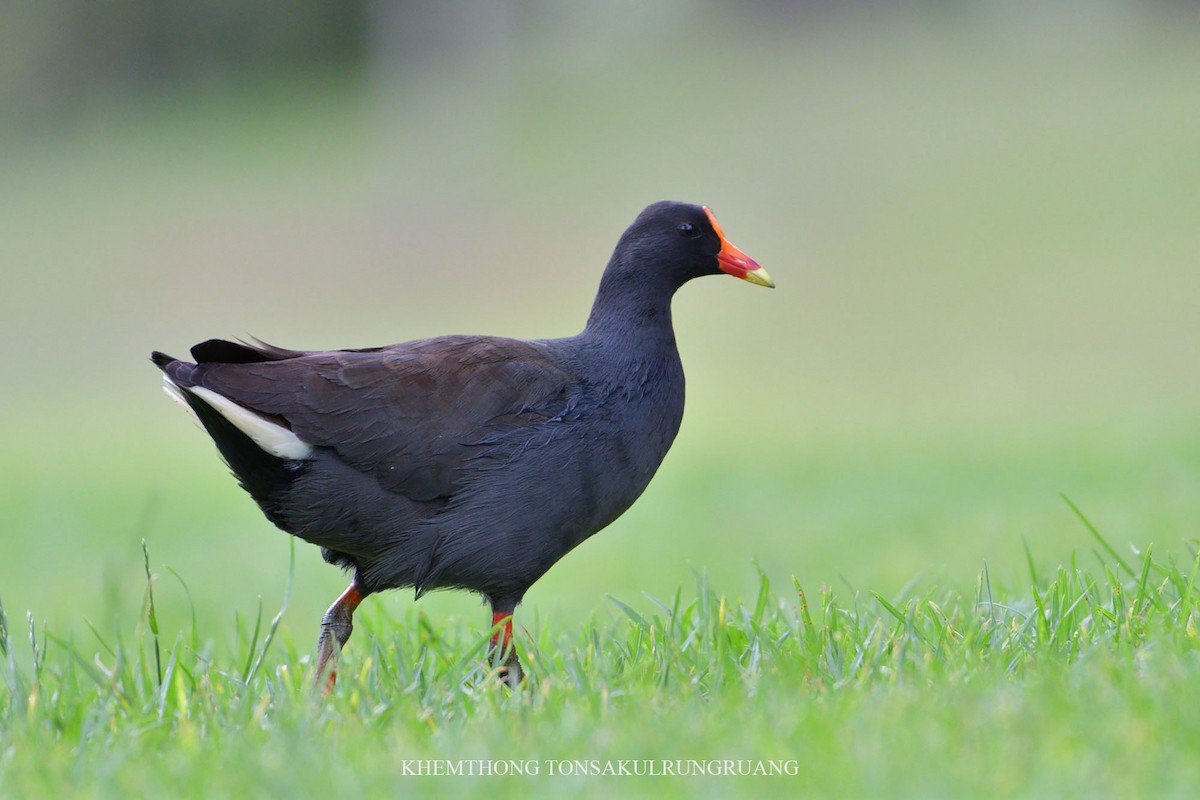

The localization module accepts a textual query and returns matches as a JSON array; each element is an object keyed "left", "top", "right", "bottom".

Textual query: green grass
[{"left": 2, "top": 518, "right": 1199, "bottom": 798}]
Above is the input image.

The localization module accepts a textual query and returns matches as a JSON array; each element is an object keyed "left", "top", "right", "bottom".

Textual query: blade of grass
[
  {"left": 1182, "top": 548, "right": 1200, "bottom": 614},
  {"left": 240, "top": 599, "right": 264, "bottom": 683},
  {"left": 1134, "top": 543, "right": 1166, "bottom": 616},
  {"left": 142, "top": 539, "right": 163, "bottom": 689},
  {"left": 165, "top": 566, "right": 200, "bottom": 656},
  {"left": 44, "top": 632, "right": 107, "bottom": 688},
  {"left": 245, "top": 538, "right": 295, "bottom": 685},
  {"left": 1, "top": 596, "right": 26, "bottom": 706},
  {"left": 872, "top": 591, "right": 907, "bottom": 625},
  {"left": 607, "top": 596, "right": 647, "bottom": 629},
  {"left": 751, "top": 568, "right": 771, "bottom": 629},
  {"left": 1062, "top": 494, "right": 1135, "bottom": 579}
]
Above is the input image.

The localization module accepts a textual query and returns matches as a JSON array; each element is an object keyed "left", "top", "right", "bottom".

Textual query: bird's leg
[
  {"left": 489, "top": 602, "right": 524, "bottom": 687},
  {"left": 314, "top": 582, "right": 366, "bottom": 691}
]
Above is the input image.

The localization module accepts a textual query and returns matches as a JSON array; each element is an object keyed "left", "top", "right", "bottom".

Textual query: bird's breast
[{"left": 448, "top": 351, "right": 685, "bottom": 538}]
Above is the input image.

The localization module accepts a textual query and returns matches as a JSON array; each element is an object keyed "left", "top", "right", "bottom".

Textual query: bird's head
[{"left": 619, "top": 201, "right": 774, "bottom": 290}]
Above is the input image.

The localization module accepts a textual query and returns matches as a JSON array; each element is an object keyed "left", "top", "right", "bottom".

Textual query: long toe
[
  {"left": 313, "top": 583, "right": 365, "bottom": 692},
  {"left": 314, "top": 628, "right": 339, "bottom": 691},
  {"left": 496, "top": 650, "right": 525, "bottom": 688}
]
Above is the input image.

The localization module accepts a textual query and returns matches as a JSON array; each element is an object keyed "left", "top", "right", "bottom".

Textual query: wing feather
[{"left": 190, "top": 336, "right": 580, "bottom": 502}]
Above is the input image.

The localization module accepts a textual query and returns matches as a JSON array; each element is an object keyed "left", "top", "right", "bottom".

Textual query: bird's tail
[{"left": 149, "top": 350, "right": 308, "bottom": 522}]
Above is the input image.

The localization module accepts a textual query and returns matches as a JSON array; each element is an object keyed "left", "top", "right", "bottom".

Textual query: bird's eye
[{"left": 678, "top": 222, "right": 700, "bottom": 238}]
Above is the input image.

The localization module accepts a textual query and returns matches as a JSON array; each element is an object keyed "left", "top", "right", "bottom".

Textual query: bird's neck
[{"left": 582, "top": 262, "right": 679, "bottom": 350}]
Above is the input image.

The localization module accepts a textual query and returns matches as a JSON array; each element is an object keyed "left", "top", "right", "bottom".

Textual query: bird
[{"left": 151, "top": 200, "right": 773, "bottom": 688}]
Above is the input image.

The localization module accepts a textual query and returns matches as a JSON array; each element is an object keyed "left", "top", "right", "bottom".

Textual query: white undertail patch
[
  {"left": 162, "top": 377, "right": 198, "bottom": 421},
  {"left": 161, "top": 376, "right": 314, "bottom": 460}
]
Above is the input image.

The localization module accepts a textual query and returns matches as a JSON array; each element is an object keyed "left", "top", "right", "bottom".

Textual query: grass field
[
  {"left": 3, "top": 8, "right": 1200, "bottom": 797},
  {"left": 3, "top": 530, "right": 1199, "bottom": 797}
]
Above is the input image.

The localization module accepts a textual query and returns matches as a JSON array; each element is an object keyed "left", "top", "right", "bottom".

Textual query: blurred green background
[{"left": 3, "top": 1, "right": 1199, "bottom": 649}]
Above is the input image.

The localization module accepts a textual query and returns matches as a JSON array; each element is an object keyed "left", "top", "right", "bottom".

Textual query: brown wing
[{"left": 191, "top": 336, "right": 581, "bottom": 502}]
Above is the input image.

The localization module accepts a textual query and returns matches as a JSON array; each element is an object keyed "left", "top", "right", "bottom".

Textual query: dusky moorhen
[{"left": 151, "top": 200, "right": 772, "bottom": 686}]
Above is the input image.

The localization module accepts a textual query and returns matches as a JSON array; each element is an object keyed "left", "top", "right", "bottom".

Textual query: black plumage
[{"left": 152, "top": 200, "right": 773, "bottom": 686}]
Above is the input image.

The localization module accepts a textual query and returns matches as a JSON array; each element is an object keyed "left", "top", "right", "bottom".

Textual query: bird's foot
[
  {"left": 496, "top": 663, "right": 524, "bottom": 688},
  {"left": 312, "top": 583, "right": 364, "bottom": 692},
  {"left": 491, "top": 647, "right": 525, "bottom": 688},
  {"left": 314, "top": 624, "right": 348, "bottom": 692}
]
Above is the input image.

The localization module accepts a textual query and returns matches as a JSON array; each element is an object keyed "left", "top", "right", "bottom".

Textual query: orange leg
[
  {"left": 314, "top": 583, "right": 366, "bottom": 691},
  {"left": 489, "top": 605, "right": 524, "bottom": 686}
]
